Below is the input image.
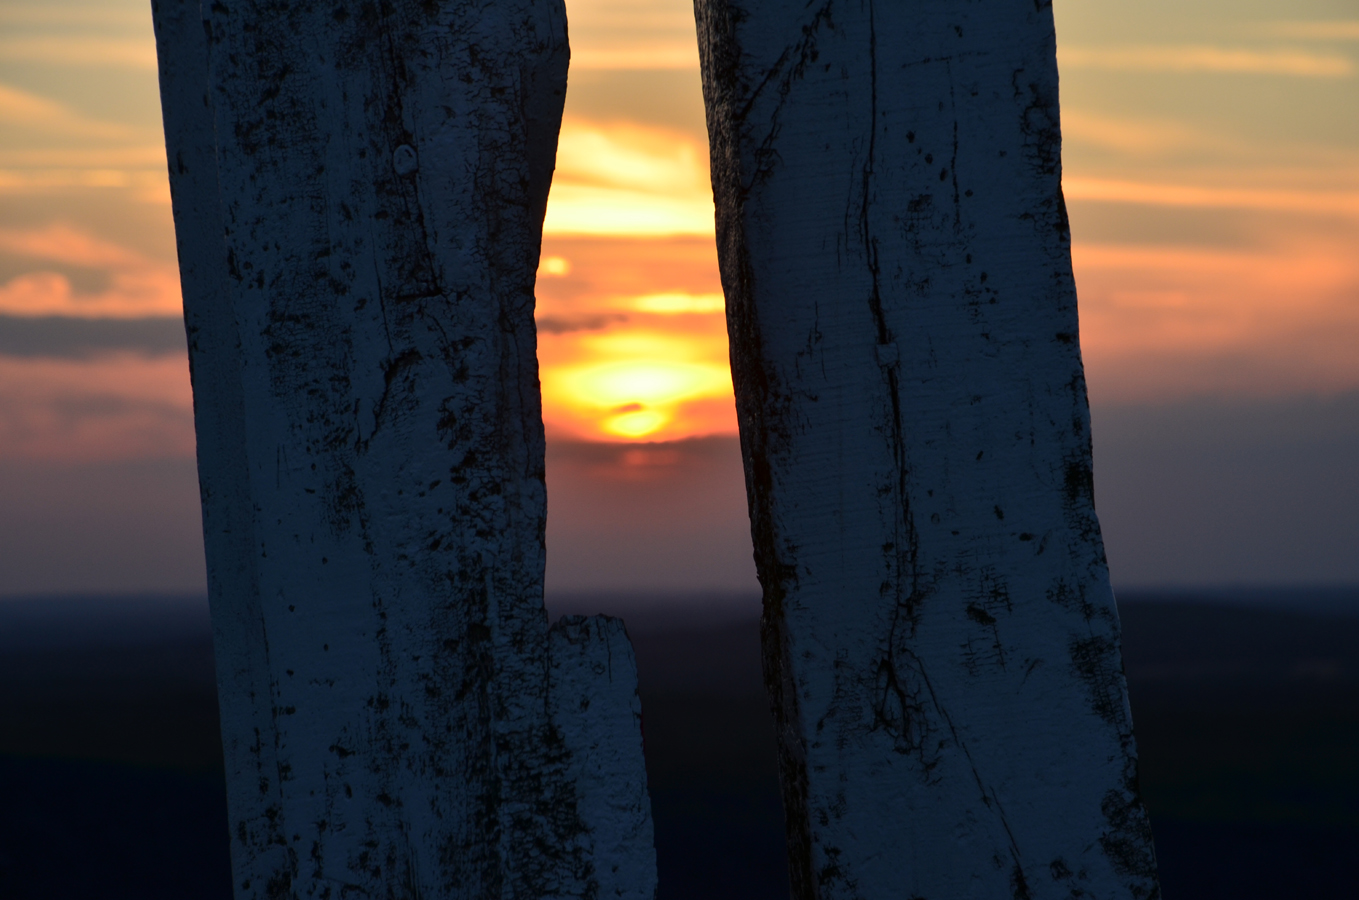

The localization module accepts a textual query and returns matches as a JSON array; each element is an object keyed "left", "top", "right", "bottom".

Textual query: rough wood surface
[
  {"left": 694, "top": 1, "right": 1161, "bottom": 897},
  {"left": 151, "top": 1, "right": 656, "bottom": 896}
]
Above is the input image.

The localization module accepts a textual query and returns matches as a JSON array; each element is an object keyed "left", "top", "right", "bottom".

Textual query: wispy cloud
[
  {"left": 1063, "top": 177, "right": 1359, "bottom": 218},
  {"left": 1252, "top": 21, "right": 1359, "bottom": 42},
  {"left": 0, "top": 36, "right": 157, "bottom": 70},
  {"left": 0, "top": 224, "right": 181, "bottom": 318},
  {"left": 1060, "top": 109, "right": 1359, "bottom": 178},
  {"left": 534, "top": 233, "right": 732, "bottom": 440},
  {"left": 0, "top": 6, "right": 148, "bottom": 28},
  {"left": 0, "top": 168, "right": 171, "bottom": 205},
  {"left": 570, "top": 44, "right": 700, "bottom": 71},
  {"left": 545, "top": 118, "right": 714, "bottom": 236},
  {"left": 0, "top": 353, "right": 193, "bottom": 461},
  {"left": 1060, "top": 111, "right": 1225, "bottom": 157},
  {"left": 1059, "top": 45, "right": 1354, "bottom": 77},
  {"left": 555, "top": 119, "right": 707, "bottom": 193},
  {"left": 0, "top": 269, "right": 180, "bottom": 319},
  {"left": 0, "top": 223, "right": 144, "bottom": 267},
  {"left": 0, "top": 146, "right": 165, "bottom": 168},
  {"left": 1075, "top": 238, "right": 1359, "bottom": 403},
  {"left": 0, "top": 315, "right": 184, "bottom": 359},
  {"left": 544, "top": 184, "right": 713, "bottom": 236},
  {"left": 564, "top": 0, "right": 697, "bottom": 70},
  {"left": 0, "top": 82, "right": 136, "bottom": 139}
]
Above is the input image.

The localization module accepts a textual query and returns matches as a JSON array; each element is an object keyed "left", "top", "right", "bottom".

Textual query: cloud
[
  {"left": 537, "top": 313, "right": 629, "bottom": 334},
  {"left": 545, "top": 118, "right": 714, "bottom": 236},
  {"left": 0, "top": 269, "right": 181, "bottom": 318},
  {"left": 0, "top": 224, "right": 181, "bottom": 318},
  {"left": 0, "top": 145, "right": 166, "bottom": 168},
  {"left": 532, "top": 233, "right": 735, "bottom": 440},
  {"left": 539, "top": 314, "right": 735, "bottom": 441},
  {"left": 528, "top": 219, "right": 1359, "bottom": 441},
  {"left": 564, "top": 0, "right": 698, "bottom": 70},
  {"left": 536, "top": 235, "right": 723, "bottom": 311},
  {"left": 0, "top": 6, "right": 148, "bottom": 28},
  {"left": 556, "top": 119, "right": 708, "bottom": 193},
  {"left": 1059, "top": 45, "right": 1354, "bottom": 77},
  {"left": 0, "top": 82, "right": 136, "bottom": 139},
  {"left": 0, "top": 314, "right": 184, "bottom": 358},
  {"left": 0, "top": 222, "right": 144, "bottom": 267},
  {"left": 1063, "top": 177, "right": 1359, "bottom": 218},
  {"left": 1252, "top": 21, "right": 1359, "bottom": 42},
  {"left": 1060, "top": 111, "right": 1226, "bottom": 157},
  {"left": 0, "top": 82, "right": 165, "bottom": 202},
  {"left": 0, "top": 168, "right": 172, "bottom": 204},
  {"left": 543, "top": 184, "right": 714, "bottom": 236},
  {"left": 0, "top": 36, "right": 157, "bottom": 70},
  {"left": 1059, "top": 110, "right": 1359, "bottom": 176},
  {"left": 0, "top": 353, "right": 194, "bottom": 461},
  {"left": 1075, "top": 239, "right": 1359, "bottom": 403},
  {"left": 570, "top": 43, "right": 699, "bottom": 71}
]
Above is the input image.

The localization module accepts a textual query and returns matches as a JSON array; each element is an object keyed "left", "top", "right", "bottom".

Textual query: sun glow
[
  {"left": 539, "top": 326, "right": 735, "bottom": 442},
  {"left": 533, "top": 234, "right": 737, "bottom": 442}
]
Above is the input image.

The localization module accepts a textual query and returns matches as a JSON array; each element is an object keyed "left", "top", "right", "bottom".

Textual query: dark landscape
[{"left": 1, "top": 589, "right": 1356, "bottom": 898}]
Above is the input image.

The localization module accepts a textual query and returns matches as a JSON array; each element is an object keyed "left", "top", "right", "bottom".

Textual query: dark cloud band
[{"left": 0, "top": 315, "right": 185, "bottom": 359}]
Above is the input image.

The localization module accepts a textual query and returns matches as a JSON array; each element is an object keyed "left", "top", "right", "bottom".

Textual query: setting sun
[
  {"left": 533, "top": 154, "right": 736, "bottom": 441},
  {"left": 540, "top": 327, "right": 734, "bottom": 441}
]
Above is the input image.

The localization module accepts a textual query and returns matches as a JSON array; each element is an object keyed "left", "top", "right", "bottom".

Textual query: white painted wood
[
  {"left": 695, "top": 2, "right": 1162, "bottom": 897},
  {"left": 549, "top": 616, "right": 658, "bottom": 898},
  {"left": 151, "top": 1, "right": 656, "bottom": 896}
]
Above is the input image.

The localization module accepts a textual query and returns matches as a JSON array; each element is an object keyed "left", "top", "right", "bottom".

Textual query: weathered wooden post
[
  {"left": 151, "top": 1, "right": 656, "bottom": 896},
  {"left": 695, "top": 1, "right": 1161, "bottom": 897}
]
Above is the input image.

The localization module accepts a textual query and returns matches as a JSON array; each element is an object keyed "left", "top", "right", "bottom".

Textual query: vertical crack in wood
[{"left": 696, "top": 1, "right": 1161, "bottom": 897}]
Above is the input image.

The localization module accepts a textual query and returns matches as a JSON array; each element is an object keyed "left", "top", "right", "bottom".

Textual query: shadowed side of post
[
  {"left": 694, "top": 1, "right": 1161, "bottom": 897},
  {"left": 152, "top": 1, "right": 656, "bottom": 896}
]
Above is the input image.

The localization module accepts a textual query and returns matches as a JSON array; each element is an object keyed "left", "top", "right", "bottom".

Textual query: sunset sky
[{"left": 1, "top": 0, "right": 1356, "bottom": 598}]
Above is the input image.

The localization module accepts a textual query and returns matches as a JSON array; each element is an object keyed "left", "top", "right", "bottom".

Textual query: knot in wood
[{"left": 393, "top": 144, "right": 418, "bottom": 175}]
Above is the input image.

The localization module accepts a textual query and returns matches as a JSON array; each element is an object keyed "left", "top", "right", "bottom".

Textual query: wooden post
[
  {"left": 695, "top": 1, "right": 1161, "bottom": 896},
  {"left": 151, "top": 1, "right": 656, "bottom": 896}
]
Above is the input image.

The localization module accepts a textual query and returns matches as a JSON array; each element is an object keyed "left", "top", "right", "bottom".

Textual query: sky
[{"left": 0, "top": 0, "right": 1356, "bottom": 598}]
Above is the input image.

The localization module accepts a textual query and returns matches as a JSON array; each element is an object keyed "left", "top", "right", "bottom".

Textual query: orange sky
[
  {"left": 1, "top": 0, "right": 1358, "bottom": 595},
  {"left": 0, "top": 0, "right": 1357, "bottom": 457}
]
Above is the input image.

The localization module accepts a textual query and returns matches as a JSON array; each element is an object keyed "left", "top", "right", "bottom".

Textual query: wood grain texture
[
  {"left": 694, "top": 1, "right": 1161, "bottom": 897},
  {"left": 152, "top": 1, "right": 656, "bottom": 896}
]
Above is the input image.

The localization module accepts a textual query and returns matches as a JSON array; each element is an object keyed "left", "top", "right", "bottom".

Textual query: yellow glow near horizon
[
  {"left": 538, "top": 324, "right": 735, "bottom": 441},
  {"left": 548, "top": 356, "right": 732, "bottom": 440}
]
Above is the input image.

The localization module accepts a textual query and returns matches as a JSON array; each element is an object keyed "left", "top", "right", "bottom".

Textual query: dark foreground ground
[{"left": 1, "top": 589, "right": 1356, "bottom": 898}]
